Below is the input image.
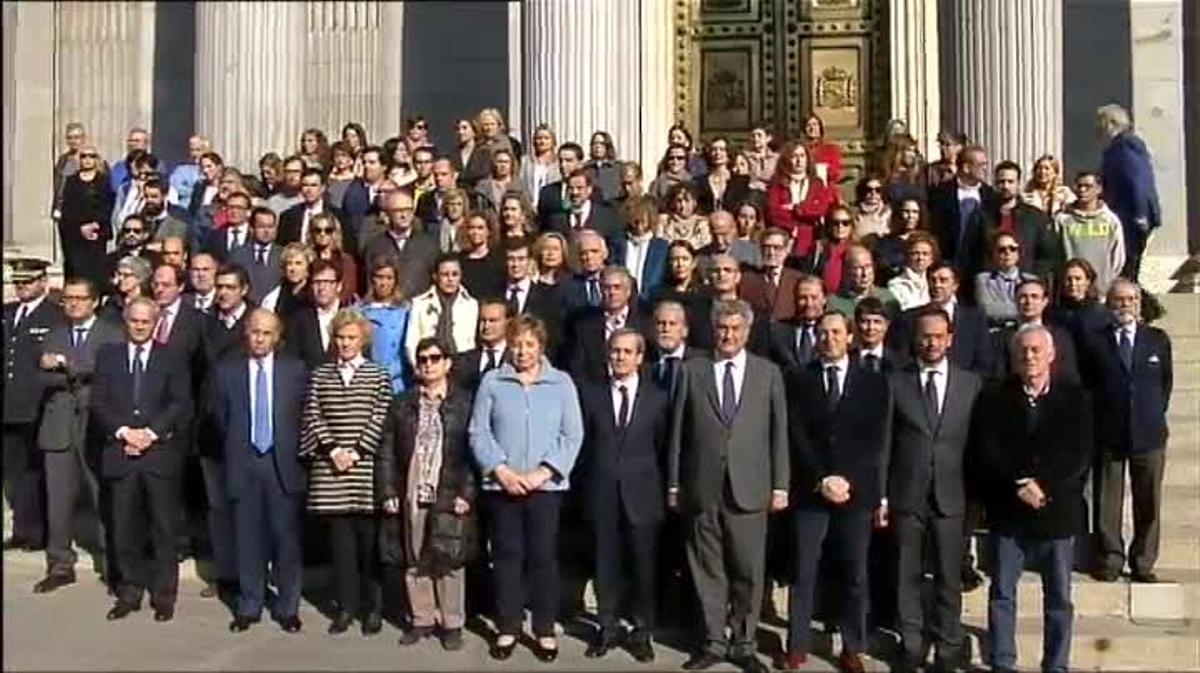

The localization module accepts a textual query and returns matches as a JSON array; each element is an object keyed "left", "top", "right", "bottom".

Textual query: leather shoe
[
  {"left": 628, "top": 635, "right": 655, "bottom": 663},
  {"left": 730, "top": 654, "right": 768, "bottom": 673},
  {"left": 1132, "top": 571, "right": 1159, "bottom": 583},
  {"left": 438, "top": 627, "right": 463, "bottom": 651},
  {"left": 398, "top": 625, "right": 432, "bottom": 646},
  {"left": 199, "top": 583, "right": 219, "bottom": 599},
  {"left": 279, "top": 616, "right": 302, "bottom": 633},
  {"left": 1092, "top": 568, "right": 1120, "bottom": 582},
  {"left": 229, "top": 614, "right": 260, "bottom": 632},
  {"left": 153, "top": 605, "right": 175, "bottom": 622},
  {"left": 837, "top": 650, "right": 865, "bottom": 673},
  {"left": 106, "top": 601, "right": 140, "bottom": 620},
  {"left": 960, "top": 567, "right": 983, "bottom": 592},
  {"left": 327, "top": 612, "right": 353, "bottom": 634},
  {"left": 489, "top": 636, "right": 517, "bottom": 660},
  {"left": 34, "top": 572, "right": 76, "bottom": 594},
  {"left": 533, "top": 638, "right": 559, "bottom": 663},
  {"left": 585, "top": 629, "right": 620, "bottom": 658},
  {"left": 2, "top": 537, "right": 29, "bottom": 551},
  {"left": 780, "top": 650, "right": 808, "bottom": 671},
  {"left": 682, "top": 652, "right": 724, "bottom": 670},
  {"left": 361, "top": 612, "right": 382, "bottom": 635}
]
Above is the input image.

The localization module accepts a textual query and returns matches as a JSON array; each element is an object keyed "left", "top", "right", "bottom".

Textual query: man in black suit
[
  {"left": 284, "top": 259, "right": 343, "bottom": 369},
  {"left": 994, "top": 278, "right": 1079, "bottom": 383},
  {"left": 649, "top": 300, "right": 700, "bottom": 399},
  {"left": 558, "top": 228, "right": 611, "bottom": 317},
  {"left": 975, "top": 324, "right": 1093, "bottom": 673},
  {"left": 277, "top": 168, "right": 354, "bottom": 251},
  {"left": 889, "top": 263, "right": 994, "bottom": 377},
  {"left": 881, "top": 307, "right": 983, "bottom": 673},
  {"left": 184, "top": 253, "right": 218, "bottom": 314},
  {"left": 768, "top": 274, "right": 826, "bottom": 373},
  {"left": 543, "top": 169, "right": 625, "bottom": 261},
  {"left": 362, "top": 190, "right": 440, "bottom": 300},
  {"left": 567, "top": 266, "right": 654, "bottom": 382},
  {"left": 202, "top": 191, "right": 252, "bottom": 263},
  {"left": 34, "top": 278, "right": 124, "bottom": 592},
  {"left": 501, "top": 237, "right": 561, "bottom": 349},
  {"left": 926, "top": 144, "right": 994, "bottom": 270},
  {"left": 340, "top": 146, "right": 388, "bottom": 233},
  {"left": 229, "top": 206, "right": 283, "bottom": 303},
  {"left": 89, "top": 297, "right": 192, "bottom": 622},
  {"left": 453, "top": 299, "right": 508, "bottom": 392},
  {"left": 852, "top": 296, "right": 904, "bottom": 374},
  {"left": 782, "top": 311, "right": 891, "bottom": 673},
  {"left": 1083, "top": 279, "right": 1173, "bottom": 583},
  {"left": 211, "top": 309, "right": 307, "bottom": 634},
  {"left": 577, "top": 329, "right": 670, "bottom": 662},
  {"left": 536, "top": 142, "right": 587, "bottom": 229},
  {"left": 3, "top": 257, "right": 63, "bottom": 551}
]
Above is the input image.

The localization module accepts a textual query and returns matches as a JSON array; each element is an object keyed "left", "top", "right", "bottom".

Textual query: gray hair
[
  {"left": 1096, "top": 104, "right": 1132, "bottom": 134},
  {"left": 1107, "top": 277, "right": 1141, "bottom": 301},
  {"left": 600, "top": 264, "right": 634, "bottom": 290},
  {"left": 1011, "top": 322, "right": 1055, "bottom": 352},
  {"left": 123, "top": 295, "right": 160, "bottom": 320},
  {"left": 574, "top": 228, "right": 608, "bottom": 252},
  {"left": 117, "top": 255, "right": 152, "bottom": 282},
  {"left": 711, "top": 298, "right": 753, "bottom": 326},
  {"left": 653, "top": 300, "right": 687, "bottom": 322},
  {"left": 607, "top": 327, "right": 646, "bottom": 354}
]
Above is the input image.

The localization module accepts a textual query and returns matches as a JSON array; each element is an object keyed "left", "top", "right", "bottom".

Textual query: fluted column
[
  {"left": 195, "top": 1, "right": 306, "bottom": 170},
  {"left": 638, "top": 0, "right": 676, "bottom": 174},
  {"left": 302, "top": 1, "right": 404, "bottom": 141},
  {"left": 889, "top": 0, "right": 940, "bottom": 159},
  {"left": 950, "top": 0, "right": 1062, "bottom": 170},
  {"left": 53, "top": 1, "right": 157, "bottom": 164},
  {"left": 523, "top": 0, "right": 671, "bottom": 174}
]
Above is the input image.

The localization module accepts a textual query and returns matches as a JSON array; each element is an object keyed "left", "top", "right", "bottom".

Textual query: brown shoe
[
  {"left": 780, "top": 650, "right": 808, "bottom": 671},
  {"left": 837, "top": 650, "right": 865, "bottom": 673}
]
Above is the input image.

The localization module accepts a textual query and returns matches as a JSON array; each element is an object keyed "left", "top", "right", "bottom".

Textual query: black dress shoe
[
  {"left": 200, "top": 583, "right": 218, "bottom": 598},
  {"left": 585, "top": 629, "right": 620, "bottom": 658},
  {"left": 960, "top": 567, "right": 983, "bottom": 592},
  {"left": 682, "top": 652, "right": 724, "bottom": 670},
  {"left": 2, "top": 537, "right": 29, "bottom": 551},
  {"left": 1092, "top": 568, "right": 1120, "bottom": 582},
  {"left": 1131, "top": 571, "right": 1159, "bottom": 583},
  {"left": 533, "top": 640, "right": 559, "bottom": 663},
  {"left": 34, "top": 572, "right": 76, "bottom": 594},
  {"left": 279, "top": 616, "right": 302, "bottom": 633},
  {"left": 628, "top": 637, "right": 655, "bottom": 663},
  {"left": 730, "top": 654, "right": 768, "bottom": 673},
  {"left": 438, "top": 627, "right": 463, "bottom": 651},
  {"left": 328, "top": 612, "right": 353, "bottom": 634},
  {"left": 360, "top": 612, "right": 383, "bottom": 635},
  {"left": 106, "top": 601, "right": 141, "bottom": 621},
  {"left": 489, "top": 637, "right": 517, "bottom": 660},
  {"left": 153, "top": 605, "right": 175, "bottom": 622},
  {"left": 229, "top": 615, "right": 260, "bottom": 632},
  {"left": 398, "top": 625, "right": 432, "bottom": 646}
]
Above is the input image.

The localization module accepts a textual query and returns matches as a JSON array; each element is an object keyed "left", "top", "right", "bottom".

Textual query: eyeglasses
[
  {"left": 865, "top": 185, "right": 882, "bottom": 193},
  {"left": 79, "top": 153, "right": 99, "bottom": 159},
  {"left": 62, "top": 294, "right": 92, "bottom": 302},
  {"left": 668, "top": 155, "right": 687, "bottom": 161},
  {"left": 313, "top": 227, "right": 336, "bottom": 234},
  {"left": 413, "top": 123, "right": 428, "bottom": 130},
  {"left": 122, "top": 228, "right": 145, "bottom": 235},
  {"left": 416, "top": 353, "right": 445, "bottom": 364},
  {"left": 996, "top": 245, "right": 1020, "bottom": 253},
  {"left": 830, "top": 219, "right": 853, "bottom": 227}
]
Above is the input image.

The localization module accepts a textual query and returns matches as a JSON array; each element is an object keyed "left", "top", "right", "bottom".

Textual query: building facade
[{"left": 4, "top": 0, "right": 1197, "bottom": 290}]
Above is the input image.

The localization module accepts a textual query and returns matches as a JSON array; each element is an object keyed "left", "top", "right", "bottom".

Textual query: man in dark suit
[
  {"left": 668, "top": 299, "right": 789, "bottom": 673},
  {"left": 649, "top": 300, "right": 701, "bottom": 399},
  {"left": 926, "top": 144, "right": 994, "bottom": 270},
  {"left": 3, "top": 257, "right": 63, "bottom": 551},
  {"left": 852, "top": 296, "right": 904, "bottom": 374},
  {"left": 202, "top": 191, "right": 252, "bottom": 263},
  {"left": 577, "top": 329, "right": 670, "bottom": 662},
  {"left": 739, "top": 228, "right": 801, "bottom": 322},
  {"left": 888, "top": 263, "right": 994, "bottom": 377},
  {"left": 184, "top": 253, "right": 218, "bottom": 314},
  {"left": 34, "top": 277, "right": 124, "bottom": 592},
  {"left": 566, "top": 266, "right": 655, "bottom": 382},
  {"left": 975, "top": 324, "right": 1093, "bottom": 673},
  {"left": 768, "top": 274, "right": 826, "bottom": 373},
  {"left": 277, "top": 168, "right": 355, "bottom": 251},
  {"left": 229, "top": 207, "right": 283, "bottom": 304},
  {"left": 362, "top": 190, "right": 440, "bottom": 300},
  {"left": 782, "top": 311, "right": 891, "bottom": 673},
  {"left": 211, "top": 309, "right": 307, "bottom": 634},
  {"left": 993, "top": 278, "right": 1079, "bottom": 383},
  {"left": 453, "top": 299, "right": 508, "bottom": 392},
  {"left": 880, "top": 307, "right": 983, "bottom": 673},
  {"left": 501, "top": 237, "right": 561, "bottom": 348},
  {"left": 557, "top": 228, "right": 611, "bottom": 317},
  {"left": 89, "top": 297, "right": 192, "bottom": 622},
  {"left": 339, "top": 146, "right": 388, "bottom": 233},
  {"left": 284, "top": 259, "right": 343, "bottom": 369},
  {"left": 536, "top": 142, "right": 588, "bottom": 229},
  {"left": 544, "top": 169, "right": 626, "bottom": 261},
  {"left": 1083, "top": 279, "right": 1172, "bottom": 583}
]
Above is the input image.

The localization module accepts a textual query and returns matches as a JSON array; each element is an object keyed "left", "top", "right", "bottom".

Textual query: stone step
[
  {"left": 1169, "top": 389, "right": 1199, "bottom": 423},
  {"left": 959, "top": 571, "right": 1200, "bottom": 621},
  {"left": 1156, "top": 294, "right": 1200, "bottom": 335}
]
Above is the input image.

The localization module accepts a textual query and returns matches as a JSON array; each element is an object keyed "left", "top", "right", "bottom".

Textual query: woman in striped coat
[{"left": 300, "top": 308, "right": 393, "bottom": 636}]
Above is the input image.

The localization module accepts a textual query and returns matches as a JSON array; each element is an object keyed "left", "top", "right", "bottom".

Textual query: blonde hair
[
  {"left": 306, "top": 212, "right": 345, "bottom": 253},
  {"left": 330, "top": 308, "right": 374, "bottom": 350},
  {"left": 477, "top": 107, "right": 506, "bottom": 133}
]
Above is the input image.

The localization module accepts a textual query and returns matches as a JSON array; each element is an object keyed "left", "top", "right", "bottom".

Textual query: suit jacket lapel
[
  {"left": 703, "top": 362, "right": 725, "bottom": 423},
  {"left": 905, "top": 369, "right": 935, "bottom": 435}
]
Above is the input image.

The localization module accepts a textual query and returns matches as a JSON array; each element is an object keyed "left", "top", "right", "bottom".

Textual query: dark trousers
[
  {"left": 200, "top": 455, "right": 237, "bottom": 582},
  {"left": 327, "top": 514, "right": 381, "bottom": 617},
  {"left": 1096, "top": 448, "right": 1164, "bottom": 575},
  {"left": 110, "top": 468, "right": 181, "bottom": 609},
  {"left": 485, "top": 490, "right": 562, "bottom": 637},
  {"left": 894, "top": 503, "right": 964, "bottom": 665},
  {"left": 233, "top": 453, "right": 303, "bottom": 620},
  {"left": 591, "top": 505, "right": 660, "bottom": 636},
  {"left": 686, "top": 493, "right": 768, "bottom": 659},
  {"left": 988, "top": 534, "right": 1074, "bottom": 673},
  {"left": 1120, "top": 227, "right": 1147, "bottom": 281},
  {"left": 44, "top": 441, "right": 109, "bottom": 576},
  {"left": 3, "top": 423, "right": 45, "bottom": 545},
  {"left": 787, "top": 506, "right": 871, "bottom": 654},
  {"left": 868, "top": 526, "right": 899, "bottom": 628}
]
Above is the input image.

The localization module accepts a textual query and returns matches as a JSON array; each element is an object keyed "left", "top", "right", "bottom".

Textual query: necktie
[
  {"left": 864, "top": 353, "right": 880, "bottom": 373},
  {"left": 1118, "top": 328, "right": 1133, "bottom": 371},
  {"left": 825, "top": 365, "right": 841, "bottom": 409},
  {"left": 507, "top": 286, "right": 521, "bottom": 316},
  {"left": 13, "top": 304, "right": 27, "bottom": 328},
  {"left": 797, "top": 324, "right": 814, "bottom": 364},
  {"left": 252, "top": 359, "right": 271, "bottom": 454},
  {"left": 587, "top": 277, "right": 600, "bottom": 306},
  {"left": 572, "top": 212, "right": 581, "bottom": 229},
  {"left": 659, "top": 356, "right": 679, "bottom": 392},
  {"left": 73, "top": 326, "right": 88, "bottom": 349},
  {"left": 131, "top": 345, "right": 146, "bottom": 403},
  {"left": 484, "top": 348, "right": 498, "bottom": 372},
  {"left": 256, "top": 246, "right": 268, "bottom": 266},
  {"left": 721, "top": 361, "right": 737, "bottom": 423},
  {"left": 617, "top": 384, "right": 631, "bottom": 428},
  {"left": 231, "top": 229, "right": 242, "bottom": 249},
  {"left": 770, "top": 269, "right": 780, "bottom": 289},
  {"left": 154, "top": 309, "right": 171, "bottom": 344},
  {"left": 924, "top": 370, "right": 939, "bottom": 421}
]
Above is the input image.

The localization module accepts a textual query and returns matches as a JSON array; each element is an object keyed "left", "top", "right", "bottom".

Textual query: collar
[
  {"left": 956, "top": 178, "right": 981, "bottom": 194},
  {"left": 339, "top": 355, "right": 366, "bottom": 369},
  {"left": 18, "top": 292, "right": 47, "bottom": 315},
  {"left": 163, "top": 297, "right": 182, "bottom": 316},
  {"left": 317, "top": 301, "right": 340, "bottom": 317},
  {"left": 919, "top": 358, "right": 949, "bottom": 377},
  {"left": 195, "top": 290, "right": 215, "bottom": 305},
  {"left": 610, "top": 372, "right": 639, "bottom": 390},
  {"left": 714, "top": 349, "right": 748, "bottom": 370},
  {"left": 483, "top": 340, "right": 506, "bottom": 354},
  {"left": 73, "top": 316, "right": 98, "bottom": 331},
  {"left": 605, "top": 305, "right": 630, "bottom": 324},
  {"left": 127, "top": 340, "right": 152, "bottom": 357},
  {"left": 1022, "top": 378, "right": 1051, "bottom": 399},
  {"left": 627, "top": 231, "right": 653, "bottom": 244},
  {"left": 820, "top": 354, "right": 850, "bottom": 371},
  {"left": 388, "top": 227, "right": 412, "bottom": 242},
  {"left": 993, "top": 267, "right": 1021, "bottom": 280},
  {"left": 860, "top": 344, "right": 884, "bottom": 359},
  {"left": 305, "top": 199, "right": 325, "bottom": 214},
  {"left": 662, "top": 344, "right": 687, "bottom": 360},
  {"left": 509, "top": 277, "right": 532, "bottom": 293},
  {"left": 251, "top": 351, "right": 275, "bottom": 368},
  {"left": 227, "top": 223, "right": 247, "bottom": 234},
  {"left": 221, "top": 302, "right": 247, "bottom": 325}
]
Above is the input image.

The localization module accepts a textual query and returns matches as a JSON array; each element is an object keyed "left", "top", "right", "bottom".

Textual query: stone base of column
[{"left": 1143, "top": 253, "right": 1197, "bottom": 293}]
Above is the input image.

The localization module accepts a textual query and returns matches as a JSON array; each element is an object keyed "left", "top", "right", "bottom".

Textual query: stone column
[
  {"left": 949, "top": 0, "right": 1063, "bottom": 170},
  {"left": 889, "top": 0, "right": 941, "bottom": 159},
  {"left": 53, "top": 2, "right": 157, "bottom": 167},
  {"left": 194, "top": 1, "right": 306, "bottom": 170},
  {"left": 302, "top": 1, "right": 404, "bottom": 141},
  {"left": 1130, "top": 0, "right": 1189, "bottom": 292},
  {"left": 638, "top": 0, "right": 676, "bottom": 174},
  {"left": 522, "top": 0, "right": 673, "bottom": 177}
]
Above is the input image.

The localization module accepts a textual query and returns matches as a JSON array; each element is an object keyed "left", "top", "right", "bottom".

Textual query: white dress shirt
[
  {"left": 317, "top": 301, "right": 340, "bottom": 352},
  {"left": 338, "top": 354, "right": 366, "bottom": 386},
  {"left": 956, "top": 180, "right": 981, "bottom": 204},
  {"left": 859, "top": 344, "right": 885, "bottom": 366},
  {"left": 787, "top": 178, "right": 810, "bottom": 205},
  {"left": 13, "top": 292, "right": 47, "bottom": 327},
  {"left": 506, "top": 278, "right": 532, "bottom": 313},
  {"left": 226, "top": 224, "right": 248, "bottom": 251},
  {"left": 479, "top": 341, "right": 507, "bottom": 373},
  {"left": 820, "top": 355, "right": 850, "bottom": 395},
  {"left": 918, "top": 357, "right": 950, "bottom": 414},
  {"left": 127, "top": 341, "right": 152, "bottom": 372},
  {"left": 193, "top": 291, "right": 216, "bottom": 313},
  {"left": 1115, "top": 320, "right": 1137, "bottom": 347},
  {"left": 624, "top": 234, "right": 653, "bottom": 289},
  {"left": 604, "top": 305, "right": 630, "bottom": 339},
  {"left": 571, "top": 200, "right": 592, "bottom": 230},
  {"left": 610, "top": 373, "right": 639, "bottom": 424},
  {"left": 301, "top": 199, "right": 325, "bottom": 243},
  {"left": 220, "top": 302, "right": 248, "bottom": 329},
  {"left": 712, "top": 348, "right": 748, "bottom": 409}
]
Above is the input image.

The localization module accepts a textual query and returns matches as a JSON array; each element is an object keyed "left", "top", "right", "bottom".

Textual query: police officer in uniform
[{"left": 4, "top": 258, "right": 64, "bottom": 550}]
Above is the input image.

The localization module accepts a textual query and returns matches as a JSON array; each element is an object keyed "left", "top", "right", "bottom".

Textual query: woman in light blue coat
[{"left": 359, "top": 256, "right": 410, "bottom": 394}]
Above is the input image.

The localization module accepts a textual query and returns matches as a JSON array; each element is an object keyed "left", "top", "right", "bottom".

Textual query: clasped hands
[
  {"left": 819, "top": 475, "right": 851, "bottom": 505},
  {"left": 382, "top": 496, "right": 470, "bottom": 515},
  {"left": 120, "top": 428, "right": 155, "bottom": 456},
  {"left": 493, "top": 464, "right": 554, "bottom": 497},
  {"left": 1017, "top": 479, "right": 1047, "bottom": 509},
  {"left": 39, "top": 352, "right": 66, "bottom": 370},
  {"left": 329, "top": 446, "right": 361, "bottom": 472}
]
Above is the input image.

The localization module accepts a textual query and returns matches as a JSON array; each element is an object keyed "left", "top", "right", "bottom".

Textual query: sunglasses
[
  {"left": 668, "top": 155, "right": 687, "bottom": 161},
  {"left": 830, "top": 219, "right": 853, "bottom": 226},
  {"left": 997, "top": 245, "right": 1019, "bottom": 253},
  {"left": 413, "top": 123, "right": 428, "bottom": 130},
  {"left": 416, "top": 353, "right": 445, "bottom": 364},
  {"left": 79, "top": 153, "right": 99, "bottom": 159},
  {"left": 122, "top": 228, "right": 145, "bottom": 235},
  {"left": 865, "top": 186, "right": 882, "bottom": 193},
  {"left": 313, "top": 227, "right": 336, "bottom": 234}
]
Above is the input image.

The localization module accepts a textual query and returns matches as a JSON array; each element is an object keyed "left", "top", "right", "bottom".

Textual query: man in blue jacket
[{"left": 1097, "top": 104, "right": 1162, "bottom": 281}]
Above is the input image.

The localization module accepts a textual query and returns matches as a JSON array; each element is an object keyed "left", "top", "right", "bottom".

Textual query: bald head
[{"left": 709, "top": 211, "right": 736, "bottom": 248}]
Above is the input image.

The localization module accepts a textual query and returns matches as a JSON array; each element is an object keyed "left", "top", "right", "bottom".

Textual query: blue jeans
[{"left": 987, "top": 533, "right": 1074, "bottom": 673}]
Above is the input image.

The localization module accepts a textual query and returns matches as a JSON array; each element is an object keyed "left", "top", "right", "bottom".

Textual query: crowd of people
[{"left": 3, "top": 101, "right": 1174, "bottom": 673}]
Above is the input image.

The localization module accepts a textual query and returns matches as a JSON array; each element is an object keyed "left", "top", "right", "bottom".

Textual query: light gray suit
[
  {"left": 37, "top": 317, "right": 124, "bottom": 576},
  {"left": 230, "top": 241, "right": 283, "bottom": 304},
  {"left": 668, "top": 352, "right": 788, "bottom": 659}
]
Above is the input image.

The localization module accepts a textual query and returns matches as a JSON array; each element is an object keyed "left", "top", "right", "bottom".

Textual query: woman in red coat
[
  {"left": 765, "top": 140, "right": 836, "bottom": 258},
  {"left": 803, "top": 113, "right": 844, "bottom": 188}
]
